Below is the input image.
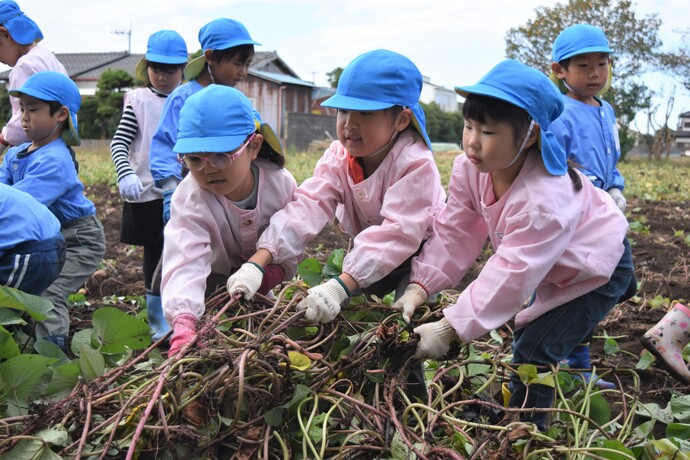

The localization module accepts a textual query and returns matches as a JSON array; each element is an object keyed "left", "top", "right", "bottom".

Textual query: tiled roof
[{"left": 0, "top": 52, "right": 143, "bottom": 81}]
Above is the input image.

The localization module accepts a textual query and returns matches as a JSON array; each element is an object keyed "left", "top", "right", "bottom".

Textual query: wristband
[
  {"left": 333, "top": 276, "right": 351, "bottom": 297},
  {"left": 246, "top": 261, "right": 265, "bottom": 274}
]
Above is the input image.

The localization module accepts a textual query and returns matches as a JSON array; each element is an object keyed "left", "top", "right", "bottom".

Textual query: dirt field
[{"left": 81, "top": 183, "right": 690, "bottom": 405}]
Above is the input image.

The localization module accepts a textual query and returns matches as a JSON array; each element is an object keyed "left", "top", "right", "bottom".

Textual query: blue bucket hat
[
  {"left": 9, "top": 71, "right": 81, "bottom": 146},
  {"left": 549, "top": 24, "right": 613, "bottom": 96},
  {"left": 0, "top": 0, "right": 42, "bottom": 45},
  {"left": 321, "top": 49, "right": 432, "bottom": 149},
  {"left": 174, "top": 85, "right": 256, "bottom": 154},
  {"left": 135, "top": 30, "right": 188, "bottom": 83},
  {"left": 455, "top": 59, "right": 566, "bottom": 176},
  {"left": 184, "top": 18, "right": 260, "bottom": 81}
]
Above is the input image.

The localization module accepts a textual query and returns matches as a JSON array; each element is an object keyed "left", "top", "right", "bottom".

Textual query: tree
[
  {"left": 504, "top": 0, "right": 666, "bottom": 158},
  {"left": 79, "top": 69, "right": 135, "bottom": 139},
  {"left": 326, "top": 67, "right": 343, "bottom": 88},
  {"left": 420, "top": 102, "right": 464, "bottom": 143}
]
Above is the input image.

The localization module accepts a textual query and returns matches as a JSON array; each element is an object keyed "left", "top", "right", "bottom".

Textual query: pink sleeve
[
  {"left": 443, "top": 210, "right": 571, "bottom": 343},
  {"left": 411, "top": 156, "right": 488, "bottom": 294},
  {"left": 257, "top": 144, "right": 344, "bottom": 262}
]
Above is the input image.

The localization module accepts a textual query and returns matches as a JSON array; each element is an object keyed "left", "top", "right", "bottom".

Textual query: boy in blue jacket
[{"left": 0, "top": 71, "right": 106, "bottom": 352}]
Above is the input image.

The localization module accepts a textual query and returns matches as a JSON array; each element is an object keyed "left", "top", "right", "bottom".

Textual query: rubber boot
[
  {"left": 642, "top": 303, "right": 690, "bottom": 385},
  {"left": 43, "top": 334, "right": 69, "bottom": 354},
  {"left": 146, "top": 292, "right": 170, "bottom": 341},
  {"left": 564, "top": 343, "right": 615, "bottom": 389}
]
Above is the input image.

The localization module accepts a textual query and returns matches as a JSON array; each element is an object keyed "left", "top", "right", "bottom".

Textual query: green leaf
[
  {"left": 0, "top": 354, "right": 56, "bottom": 416},
  {"left": 635, "top": 349, "right": 655, "bottom": 370},
  {"left": 36, "top": 425, "right": 69, "bottom": 446},
  {"left": 2, "top": 439, "right": 62, "bottom": 460},
  {"left": 323, "top": 249, "right": 344, "bottom": 278},
  {"left": 263, "top": 384, "right": 311, "bottom": 427},
  {"left": 92, "top": 307, "right": 152, "bottom": 354},
  {"left": 516, "top": 364, "right": 538, "bottom": 384},
  {"left": 0, "top": 325, "right": 20, "bottom": 360},
  {"left": 666, "top": 422, "right": 690, "bottom": 440},
  {"left": 588, "top": 394, "right": 612, "bottom": 427},
  {"left": 0, "top": 308, "right": 26, "bottom": 326},
  {"left": 71, "top": 329, "right": 96, "bottom": 356},
  {"left": 603, "top": 336, "right": 619, "bottom": 355},
  {"left": 670, "top": 394, "right": 690, "bottom": 423},
  {"left": 34, "top": 338, "right": 69, "bottom": 364},
  {"left": 297, "top": 258, "right": 322, "bottom": 287},
  {"left": 593, "top": 439, "right": 635, "bottom": 459},
  {"left": 307, "top": 412, "right": 327, "bottom": 444},
  {"left": 0, "top": 286, "right": 51, "bottom": 321},
  {"left": 44, "top": 363, "right": 80, "bottom": 400},
  {"left": 637, "top": 401, "right": 674, "bottom": 424},
  {"left": 77, "top": 345, "right": 105, "bottom": 380},
  {"left": 650, "top": 439, "right": 689, "bottom": 459}
]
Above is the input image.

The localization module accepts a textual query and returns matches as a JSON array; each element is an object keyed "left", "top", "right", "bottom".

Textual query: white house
[{"left": 420, "top": 76, "right": 459, "bottom": 113}]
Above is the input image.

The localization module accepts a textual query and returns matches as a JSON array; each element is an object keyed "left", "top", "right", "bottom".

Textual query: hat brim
[
  {"left": 145, "top": 52, "right": 187, "bottom": 65},
  {"left": 321, "top": 94, "right": 393, "bottom": 111},
  {"left": 184, "top": 56, "right": 207, "bottom": 81},
  {"left": 63, "top": 111, "right": 80, "bottom": 146},
  {"left": 174, "top": 134, "right": 247, "bottom": 155},
  {"left": 455, "top": 84, "right": 527, "bottom": 113},
  {"left": 556, "top": 46, "right": 612, "bottom": 63},
  {"left": 256, "top": 120, "right": 283, "bottom": 156}
]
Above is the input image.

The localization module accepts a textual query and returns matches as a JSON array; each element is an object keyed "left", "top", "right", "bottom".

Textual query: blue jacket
[
  {"left": 0, "top": 183, "right": 61, "bottom": 257},
  {"left": 149, "top": 79, "right": 203, "bottom": 186},
  {"left": 550, "top": 96, "right": 624, "bottom": 191},
  {"left": 0, "top": 138, "right": 96, "bottom": 225}
]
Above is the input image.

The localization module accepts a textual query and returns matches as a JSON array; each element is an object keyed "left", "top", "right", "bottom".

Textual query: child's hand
[
  {"left": 227, "top": 262, "right": 264, "bottom": 300},
  {"left": 391, "top": 283, "right": 428, "bottom": 323},
  {"left": 168, "top": 314, "right": 197, "bottom": 357},
  {"left": 162, "top": 189, "right": 175, "bottom": 223},
  {"left": 297, "top": 278, "right": 349, "bottom": 323},
  {"left": 118, "top": 174, "right": 143, "bottom": 201},
  {"left": 607, "top": 188, "right": 626, "bottom": 212},
  {"left": 413, "top": 318, "right": 457, "bottom": 359}
]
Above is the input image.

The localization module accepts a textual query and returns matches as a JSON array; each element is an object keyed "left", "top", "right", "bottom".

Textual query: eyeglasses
[{"left": 178, "top": 133, "right": 256, "bottom": 171}]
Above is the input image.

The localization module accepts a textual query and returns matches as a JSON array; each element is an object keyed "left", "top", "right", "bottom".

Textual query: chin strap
[{"left": 501, "top": 120, "right": 535, "bottom": 170}]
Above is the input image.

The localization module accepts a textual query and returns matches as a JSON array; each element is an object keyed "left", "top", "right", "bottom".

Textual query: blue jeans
[
  {"left": 508, "top": 238, "right": 634, "bottom": 429},
  {"left": 0, "top": 235, "right": 66, "bottom": 295}
]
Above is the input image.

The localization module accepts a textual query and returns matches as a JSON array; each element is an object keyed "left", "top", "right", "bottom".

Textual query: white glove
[
  {"left": 118, "top": 174, "right": 143, "bottom": 201},
  {"left": 297, "top": 278, "right": 349, "bottom": 323},
  {"left": 226, "top": 263, "right": 264, "bottom": 300},
  {"left": 413, "top": 318, "right": 458, "bottom": 359},
  {"left": 607, "top": 188, "right": 626, "bottom": 212},
  {"left": 391, "top": 283, "right": 428, "bottom": 323}
]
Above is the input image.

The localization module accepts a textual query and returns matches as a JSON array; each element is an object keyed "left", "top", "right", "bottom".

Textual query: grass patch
[{"left": 76, "top": 145, "right": 690, "bottom": 202}]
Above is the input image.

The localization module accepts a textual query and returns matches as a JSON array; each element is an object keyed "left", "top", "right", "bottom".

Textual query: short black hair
[
  {"left": 147, "top": 61, "right": 185, "bottom": 73},
  {"left": 462, "top": 94, "right": 531, "bottom": 145},
  {"left": 209, "top": 44, "right": 254, "bottom": 64}
]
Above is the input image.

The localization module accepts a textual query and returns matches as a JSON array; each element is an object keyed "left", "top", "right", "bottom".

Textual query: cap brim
[
  {"left": 557, "top": 46, "right": 612, "bottom": 62},
  {"left": 455, "top": 84, "right": 525, "bottom": 112},
  {"left": 321, "top": 94, "right": 393, "bottom": 111},
  {"left": 174, "top": 134, "right": 246, "bottom": 154},
  {"left": 184, "top": 55, "right": 206, "bottom": 81},
  {"left": 146, "top": 53, "right": 187, "bottom": 65}
]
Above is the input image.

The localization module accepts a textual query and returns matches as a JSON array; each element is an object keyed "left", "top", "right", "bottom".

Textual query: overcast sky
[{"left": 4, "top": 0, "right": 689, "bottom": 130}]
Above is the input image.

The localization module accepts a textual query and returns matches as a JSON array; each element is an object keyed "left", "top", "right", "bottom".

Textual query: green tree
[
  {"left": 420, "top": 102, "right": 464, "bottom": 143},
  {"left": 504, "top": 0, "right": 665, "bottom": 158},
  {"left": 0, "top": 85, "right": 11, "bottom": 127},
  {"left": 79, "top": 69, "right": 135, "bottom": 140},
  {"left": 326, "top": 67, "right": 343, "bottom": 88}
]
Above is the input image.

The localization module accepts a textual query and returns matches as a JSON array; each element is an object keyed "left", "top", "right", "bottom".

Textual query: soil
[{"left": 81, "top": 183, "right": 690, "bottom": 405}]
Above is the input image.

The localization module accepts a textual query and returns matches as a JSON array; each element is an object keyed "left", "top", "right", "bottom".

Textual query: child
[
  {"left": 226, "top": 49, "right": 446, "bottom": 322},
  {"left": 162, "top": 85, "right": 297, "bottom": 357},
  {"left": 0, "top": 71, "right": 106, "bottom": 351},
  {"left": 109, "top": 30, "right": 187, "bottom": 340},
  {"left": 549, "top": 24, "right": 635, "bottom": 388},
  {"left": 149, "top": 18, "right": 259, "bottom": 223},
  {"left": 0, "top": 0, "right": 67, "bottom": 152},
  {"left": 393, "top": 60, "right": 634, "bottom": 429},
  {"left": 642, "top": 303, "right": 690, "bottom": 384},
  {"left": 1, "top": 183, "right": 65, "bottom": 295}
]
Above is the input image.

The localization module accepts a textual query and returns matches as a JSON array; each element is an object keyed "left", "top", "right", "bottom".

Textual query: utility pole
[{"left": 111, "top": 22, "right": 132, "bottom": 53}]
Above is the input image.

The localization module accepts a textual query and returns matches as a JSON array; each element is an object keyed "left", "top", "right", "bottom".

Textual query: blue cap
[
  {"left": 136, "top": 30, "right": 188, "bottom": 83},
  {"left": 552, "top": 24, "right": 612, "bottom": 62},
  {"left": 9, "top": 71, "right": 81, "bottom": 146},
  {"left": 145, "top": 30, "right": 188, "bottom": 64},
  {"left": 174, "top": 85, "right": 255, "bottom": 154},
  {"left": 321, "top": 49, "right": 432, "bottom": 149},
  {"left": 0, "top": 0, "right": 42, "bottom": 45},
  {"left": 455, "top": 59, "right": 566, "bottom": 176},
  {"left": 184, "top": 18, "right": 260, "bottom": 81}
]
